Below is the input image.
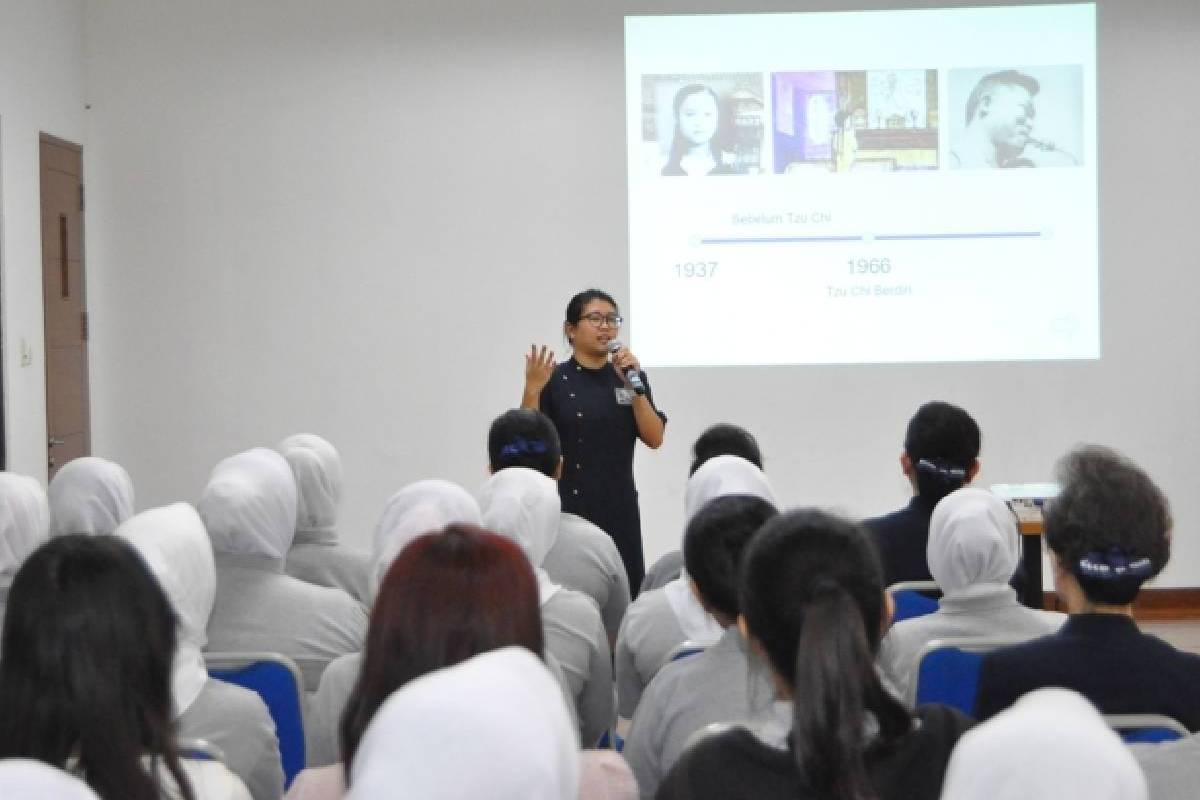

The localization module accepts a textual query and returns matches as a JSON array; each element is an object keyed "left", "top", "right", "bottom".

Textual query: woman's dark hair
[
  {"left": 904, "top": 401, "right": 981, "bottom": 505},
  {"left": 488, "top": 408, "right": 562, "bottom": 477},
  {"left": 1045, "top": 445, "right": 1171, "bottom": 605},
  {"left": 740, "top": 509, "right": 911, "bottom": 800},
  {"left": 0, "top": 535, "right": 195, "bottom": 800},
  {"left": 563, "top": 289, "right": 619, "bottom": 346},
  {"left": 683, "top": 495, "right": 776, "bottom": 620},
  {"left": 665, "top": 84, "right": 723, "bottom": 173},
  {"left": 341, "top": 523, "right": 543, "bottom": 773},
  {"left": 689, "top": 423, "right": 763, "bottom": 476}
]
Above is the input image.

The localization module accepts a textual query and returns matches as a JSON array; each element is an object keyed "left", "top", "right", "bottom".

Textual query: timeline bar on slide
[{"left": 699, "top": 231, "right": 1044, "bottom": 245}]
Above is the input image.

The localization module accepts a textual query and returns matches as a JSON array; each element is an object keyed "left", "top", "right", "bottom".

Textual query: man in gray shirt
[{"left": 623, "top": 494, "right": 778, "bottom": 798}]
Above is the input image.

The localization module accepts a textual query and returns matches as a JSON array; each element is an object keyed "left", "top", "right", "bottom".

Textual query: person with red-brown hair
[{"left": 287, "top": 522, "right": 634, "bottom": 800}]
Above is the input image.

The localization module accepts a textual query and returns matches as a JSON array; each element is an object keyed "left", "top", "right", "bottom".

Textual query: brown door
[{"left": 40, "top": 134, "right": 90, "bottom": 478}]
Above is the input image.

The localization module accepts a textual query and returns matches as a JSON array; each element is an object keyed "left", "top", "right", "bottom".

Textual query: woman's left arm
[
  {"left": 612, "top": 346, "right": 665, "bottom": 449},
  {"left": 632, "top": 395, "right": 665, "bottom": 449}
]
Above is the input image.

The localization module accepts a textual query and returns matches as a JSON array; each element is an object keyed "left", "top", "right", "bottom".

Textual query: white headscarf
[
  {"left": 117, "top": 503, "right": 214, "bottom": 717},
  {"left": 0, "top": 760, "right": 101, "bottom": 800},
  {"left": 346, "top": 647, "right": 580, "bottom": 800},
  {"left": 927, "top": 488, "right": 1020, "bottom": 597},
  {"left": 0, "top": 473, "right": 50, "bottom": 588},
  {"left": 373, "top": 480, "right": 482, "bottom": 589},
  {"left": 478, "top": 468, "right": 561, "bottom": 606},
  {"left": 279, "top": 433, "right": 342, "bottom": 542},
  {"left": 683, "top": 455, "right": 777, "bottom": 525},
  {"left": 47, "top": 456, "right": 134, "bottom": 537},
  {"left": 939, "top": 688, "right": 1148, "bottom": 800},
  {"left": 667, "top": 455, "right": 778, "bottom": 641},
  {"left": 198, "top": 448, "right": 298, "bottom": 560}
]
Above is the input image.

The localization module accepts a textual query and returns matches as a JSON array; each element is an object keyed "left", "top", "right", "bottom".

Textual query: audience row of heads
[{"left": 0, "top": 401, "right": 1176, "bottom": 800}]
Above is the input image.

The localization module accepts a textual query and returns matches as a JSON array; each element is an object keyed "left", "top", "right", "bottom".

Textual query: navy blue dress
[{"left": 540, "top": 357, "right": 666, "bottom": 594}]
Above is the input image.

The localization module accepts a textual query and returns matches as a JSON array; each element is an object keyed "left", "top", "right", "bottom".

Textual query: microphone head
[{"left": 607, "top": 340, "right": 623, "bottom": 354}]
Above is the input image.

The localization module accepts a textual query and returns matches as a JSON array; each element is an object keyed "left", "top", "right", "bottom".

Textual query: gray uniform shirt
[
  {"left": 640, "top": 550, "right": 683, "bottom": 594},
  {"left": 623, "top": 626, "right": 780, "bottom": 799},
  {"left": 207, "top": 554, "right": 368, "bottom": 691},
  {"left": 878, "top": 585, "right": 1066, "bottom": 704},
  {"left": 306, "top": 651, "right": 361, "bottom": 768},
  {"left": 307, "top": 650, "right": 582, "bottom": 767},
  {"left": 543, "top": 512, "right": 630, "bottom": 643},
  {"left": 615, "top": 587, "right": 687, "bottom": 718},
  {"left": 285, "top": 533, "right": 372, "bottom": 605},
  {"left": 544, "top": 586, "right": 614, "bottom": 747},
  {"left": 1131, "top": 735, "right": 1200, "bottom": 800},
  {"left": 178, "top": 677, "right": 284, "bottom": 800}
]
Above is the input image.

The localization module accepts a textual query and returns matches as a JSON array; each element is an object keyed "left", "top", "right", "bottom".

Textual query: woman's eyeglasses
[{"left": 580, "top": 313, "right": 623, "bottom": 328}]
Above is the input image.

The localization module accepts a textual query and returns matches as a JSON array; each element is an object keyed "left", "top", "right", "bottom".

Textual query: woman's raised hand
[{"left": 522, "top": 344, "right": 556, "bottom": 407}]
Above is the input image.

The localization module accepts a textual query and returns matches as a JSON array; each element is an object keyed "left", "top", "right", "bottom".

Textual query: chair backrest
[
  {"left": 178, "top": 737, "right": 226, "bottom": 763},
  {"left": 206, "top": 652, "right": 306, "bottom": 788},
  {"left": 1105, "top": 713, "right": 1190, "bottom": 743},
  {"left": 911, "top": 636, "right": 1027, "bottom": 712},
  {"left": 888, "top": 580, "right": 941, "bottom": 624},
  {"left": 661, "top": 641, "right": 708, "bottom": 671}
]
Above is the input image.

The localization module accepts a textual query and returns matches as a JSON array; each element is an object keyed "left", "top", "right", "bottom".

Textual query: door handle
[{"left": 48, "top": 437, "right": 65, "bottom": 447}]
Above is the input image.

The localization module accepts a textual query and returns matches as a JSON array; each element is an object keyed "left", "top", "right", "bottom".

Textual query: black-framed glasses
[{"left": 580, "top": 313, "right": 623, "bottom": 328}]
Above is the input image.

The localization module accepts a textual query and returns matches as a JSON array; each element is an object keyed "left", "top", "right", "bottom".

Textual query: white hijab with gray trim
[
  {"left": 666, "top": 455, "right": 778, "bottom": 641},
  {"left": 118, "top": 502, "right": 214, "bottom": 717}
]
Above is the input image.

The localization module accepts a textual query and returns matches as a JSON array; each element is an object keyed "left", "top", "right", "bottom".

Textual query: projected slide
[{"left": 625, "top": 4, "right": 1097, "bottom": 366}]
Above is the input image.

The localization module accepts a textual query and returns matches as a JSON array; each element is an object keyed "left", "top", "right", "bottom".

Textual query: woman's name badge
[{"left": 615, "top": 388, "right": 635, "bottom": 405}]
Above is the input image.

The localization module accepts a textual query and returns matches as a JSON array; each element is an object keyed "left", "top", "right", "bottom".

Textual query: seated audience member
[
  {"left": 306, "top": 480, "right": 482, "bottom": 767},
  {"left": 879, "top": 487, "right": 1064, "bottom": 702},
  {"left": 641, "top": 423, "right": 764, "bottom": 593},
  {"left": 118, "top": 503, "right": 284, "bottom": 800},
  {"left": 278, "top": 434, "right": 371, "bottom": 604},
  {"left": 0, "top": 473, "right": 49, "bottom": 632},
  {"left": 489, "top": 408, "right": 630, "bottom": 644},
  {"left": 1130, "top": 734, "right": 1200, "bottom": 800},
  {"left": 0, "top": 759, "right": 102, "bottom": 799},
  {"left": 480, "top": 467, "right": 615, "bottom": 746},
  {"left": 940, "top": 688, "right": 1147, "bottom": 800},
  {"left": 46, "top": 456, "right": 135, "bottom": 537},
  {"left": 0, "top": 535, "right": 251, "bottom": 800},
  {"left": 344, "top": 648, "right": 578, "bottom": 800},
  {"left": 623, "top": 494, "right": 779, "bottom": 799},
  {"left": 864, "top": 402, "right": 980, "bottom": 586},
  {"left": 658, "top": 509, "right": 971, "bottom": 800},
  {"left": 291, "top": 526, "right": 634, "bottom": 800},
  {"left": 200, "top": 448, "right": 366, "bottom": 691},
  {"left": 974, "top": 446, "right": 1200, "bottom": 729},
  {"left": 615, "top": 455, "right": 775, "bottom": 719}
]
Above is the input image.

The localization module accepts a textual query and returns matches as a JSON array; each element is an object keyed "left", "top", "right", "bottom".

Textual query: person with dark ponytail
[
  {"left": 657, "top": 509, "right": 971, "bottom": 800},
  {"left": 974, "top": 445, "right": 1200, "bottom": 729},
  {"left": 864, "top": 401, "right": 981, "bottom": 586}
]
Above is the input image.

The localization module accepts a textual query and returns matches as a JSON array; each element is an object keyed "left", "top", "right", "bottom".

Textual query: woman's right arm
[{"left": 521, "top": 344, "right": 555, "bottom": 409}]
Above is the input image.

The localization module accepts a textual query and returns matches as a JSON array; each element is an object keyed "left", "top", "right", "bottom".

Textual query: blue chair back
[
  {"left": 887, "top": 581, "right": 940, "bottom": 624},
  {"left": 178, "top": 738, "right": 226, "bottom": 763},
  {"left": 892, "top": 590, "right": 939, "bottom": 623},
  {"left": 911, "top": 636, "right": 1029, "bottom": 713},
  {"left": 1105, "top": 714, "right": 1189, "bottom": 743},
  {"left": 914, "top": 645, "right": 984, "bottom": 715},
  {"left": 207, "top": 653, "right": 306, "bottom": 787}
]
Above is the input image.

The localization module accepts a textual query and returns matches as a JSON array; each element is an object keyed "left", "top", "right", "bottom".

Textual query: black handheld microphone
[{"left": 608, "top": 341, "right": 647, "bottom": 395}]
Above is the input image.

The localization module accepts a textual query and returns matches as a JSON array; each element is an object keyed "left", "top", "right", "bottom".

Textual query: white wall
[
  {"left": 77, "top": 0, "right": 1200, "bottom": 586},
  {"left": 0, "top": 0, "right": 86, "bottom": 480}
]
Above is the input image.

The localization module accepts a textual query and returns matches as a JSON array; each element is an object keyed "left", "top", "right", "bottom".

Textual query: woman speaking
[{"left": 521, "top": 290, "right": 666, "bottom": 594}]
